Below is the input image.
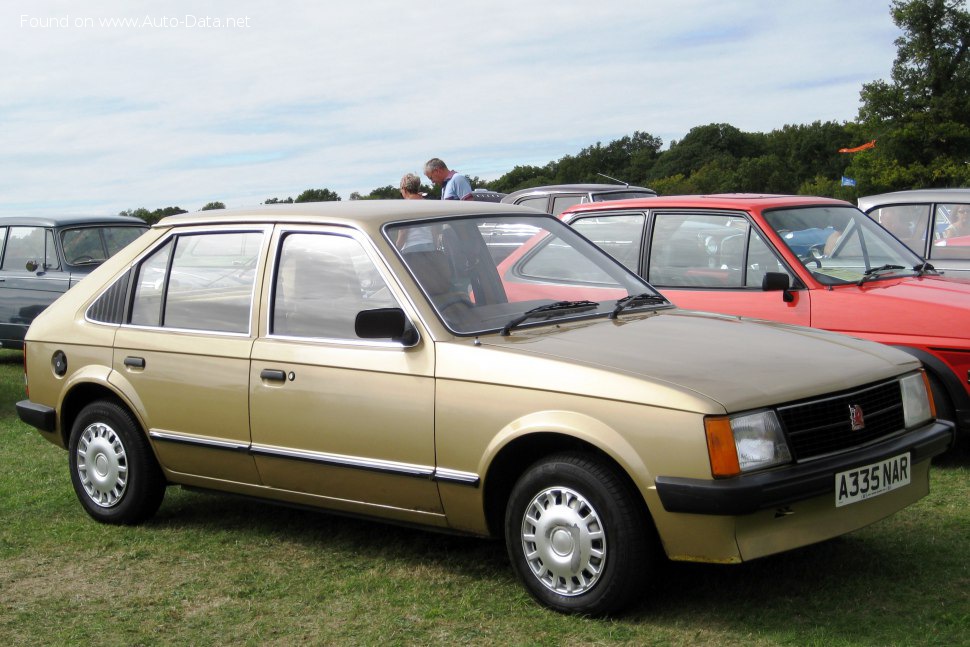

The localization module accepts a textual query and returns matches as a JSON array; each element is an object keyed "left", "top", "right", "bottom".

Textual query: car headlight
[
  {"left": 900, "top": 371, "right": 934, "bottom": 428},
  {"left": 705, "top": 410, "right": 792, "bottom": 478}
]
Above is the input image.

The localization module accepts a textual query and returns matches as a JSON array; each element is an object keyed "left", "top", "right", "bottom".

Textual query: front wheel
[
  {"left": 68, "top": 400, "right": 166, "bottom": 524},
  {"left": 504, "top": 452, "right": 657, "bottom": 615}
]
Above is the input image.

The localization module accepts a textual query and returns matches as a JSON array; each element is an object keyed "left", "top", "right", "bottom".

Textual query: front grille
[{"left": 777, "top": 379, "right": 905, "bottom": 461}]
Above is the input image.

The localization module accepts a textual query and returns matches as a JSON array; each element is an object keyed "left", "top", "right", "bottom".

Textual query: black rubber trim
[
  {"left": 655, "top": 420, "right": 954, "bottom": 515},
  {"left": 16, "top": 400, "right": 56, "bottom": 434}
]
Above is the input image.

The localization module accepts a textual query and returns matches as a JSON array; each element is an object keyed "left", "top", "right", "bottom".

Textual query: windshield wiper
[
  {"left": 609, "top": 293, "right": 668, "bottom": 319},
  {"left": 501, "top": 300, "right": 599, "bottom": 336},
  {"left": 858, "top": 264, "right": 905, "bottom": 286}
]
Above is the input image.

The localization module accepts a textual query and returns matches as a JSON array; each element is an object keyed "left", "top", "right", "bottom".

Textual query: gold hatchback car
[{"left": 17, "top": 201, "right": 953, "bottom": 615}]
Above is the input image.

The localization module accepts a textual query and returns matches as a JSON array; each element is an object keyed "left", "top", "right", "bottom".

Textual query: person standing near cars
[
  {"left": 399, "top": 173, "right": 427, "bottom": 200},
  {"left": 424, "top": 158, "right": 472, "bottom": 200}
]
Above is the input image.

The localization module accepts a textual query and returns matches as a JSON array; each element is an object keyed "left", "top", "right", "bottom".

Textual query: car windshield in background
[
  {"left": 591, "top": 190, "right": 655, "bottom": 202},
  {"left": 61, "top": 226, "right": 146, "bottom": 265},
  {"left": 762, "top": 206, "right": 925, "bottom": 285},
  {"left": 386, "top": 215, "right": 667, "bottom": 335}
]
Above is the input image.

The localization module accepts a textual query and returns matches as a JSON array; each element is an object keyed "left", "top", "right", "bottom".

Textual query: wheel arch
[
  {"left": 892, "top": 346, "right": 969, "bottom": 423},
  {"left": 481, "top": 432, "right": 655, "bottom": 540},
  {"left": 59, "top": 381, "right": 138, "bottom": 447}
]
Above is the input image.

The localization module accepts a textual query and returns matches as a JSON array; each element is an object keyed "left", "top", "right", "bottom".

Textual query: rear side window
[
  {"left": 130, "top": 232, "right": 262, "bottom": 333},
  {"left": 2, "top": 227, "right": 57, "bottom": 271},
  {"left": 571, "top": 214, "right": 645, "bottom": 272}
]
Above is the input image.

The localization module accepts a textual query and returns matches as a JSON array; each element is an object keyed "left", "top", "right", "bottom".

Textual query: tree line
[{"left": 122, "top": 0, "right": 968, "bottom": 223}]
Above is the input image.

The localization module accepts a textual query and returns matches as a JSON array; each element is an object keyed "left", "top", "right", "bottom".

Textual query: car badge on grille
[{"left": 849, "top": 404, "right": 865, "bottom": 431}]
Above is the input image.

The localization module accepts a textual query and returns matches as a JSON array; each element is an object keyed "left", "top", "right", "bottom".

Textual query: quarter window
[{"left": 130, "top": 232, "right": 261, "bottom": 333}]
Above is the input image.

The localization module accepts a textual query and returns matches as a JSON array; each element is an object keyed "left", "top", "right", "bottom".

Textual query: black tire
[
  {"left": 68, "top": 400, "right": 166, "bottom": 525},
  {"left": 504, "top": 452, "right": 657, "bottom": 615}
]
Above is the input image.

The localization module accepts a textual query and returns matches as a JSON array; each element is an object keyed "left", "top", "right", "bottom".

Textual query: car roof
[
  {"left": 501, "top": 184, "right": 657, "bottom": 202},
  {"left": 858, "top": 188, "right": 970, "bottom": 210},
  {"left": 155, "top": 199, "right": 548, "bottom": 230},
  {"left": 0, "top": 214, "right": 148, "bottom": 228},
  {"left": 561, "top": 193, "right": 853, "bottom": 217}
]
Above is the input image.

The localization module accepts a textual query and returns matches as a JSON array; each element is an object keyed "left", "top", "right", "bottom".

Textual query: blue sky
[{"left": 3, "top": 1, "right": 900, "bottom": 215}]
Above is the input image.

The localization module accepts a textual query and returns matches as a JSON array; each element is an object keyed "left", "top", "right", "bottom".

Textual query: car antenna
[{"left": 596, "top": 172, "right": 629, "bottom": 187}]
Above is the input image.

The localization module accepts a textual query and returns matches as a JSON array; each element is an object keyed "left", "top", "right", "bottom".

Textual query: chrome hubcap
[
  {"left": 76, "top": 422, "right": 128, "bottom": 507},
  {"left": 521, "top": 486, "right": 606, "bottom": 596}
]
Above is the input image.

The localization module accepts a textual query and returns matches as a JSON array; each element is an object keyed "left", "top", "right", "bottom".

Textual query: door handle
[
  {"left": 260, "top": 369, "right": 287, "bottom": 382},
  {"left": 124, "top": 356, "right": 146, "bottom": 369}
]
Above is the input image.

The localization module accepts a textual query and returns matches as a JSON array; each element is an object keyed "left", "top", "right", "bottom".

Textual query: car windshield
[
  {"left": 762, "top": 206, "right": 925, "bottom": 285},
  {"left": 590, "top": 190, "right": 655, "bottom": 202},
  {"left": 61, "top": 226, "right": 147, "bottom": 265},
  {"left": 386, "top": 214, "right": 669, "bottom": 334}
]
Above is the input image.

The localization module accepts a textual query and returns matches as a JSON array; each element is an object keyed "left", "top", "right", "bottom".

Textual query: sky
[{"left": 2, "top": 1, "right": 901, "bottom": 216}]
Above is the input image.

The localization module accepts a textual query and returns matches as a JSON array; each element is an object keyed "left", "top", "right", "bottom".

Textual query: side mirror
[
  {"left": 355, "top": 308, "right": 419, "bottom": 346},
  {"left": 762, "top": 272, "right": 795, "bottom": 303}
]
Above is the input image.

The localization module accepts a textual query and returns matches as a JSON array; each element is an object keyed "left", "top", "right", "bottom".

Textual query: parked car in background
[
  {"left": 16, "top": 200, "right": 952, "bottom": 615},
  {"left": 560, "top": 194, "right": 970, "bottom": 441},
  {"left": 461, "top": 188, "right": 507, "bottom": 202},
  {"left": 501, "top": 183, "right": 657, "bottom": 215},
  {"left": 858, "top": 189, "right": 970, "bottom": 279},
  {"left": 0, "top": 214, "right": 148, "bottom": 349}
]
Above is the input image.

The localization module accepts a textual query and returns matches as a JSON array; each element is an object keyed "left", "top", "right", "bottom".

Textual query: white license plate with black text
[{"left": 835, "top": 452, "right": 910, "bottom": 507}]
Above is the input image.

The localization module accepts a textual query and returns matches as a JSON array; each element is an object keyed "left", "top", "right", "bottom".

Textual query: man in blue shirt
[{"left": 424, "top": 158, "right": 472, "bottom": 200}]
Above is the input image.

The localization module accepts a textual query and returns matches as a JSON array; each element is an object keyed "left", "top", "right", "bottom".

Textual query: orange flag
[{"left": 838, "top": 140, "right": 876, "bottom": 153}]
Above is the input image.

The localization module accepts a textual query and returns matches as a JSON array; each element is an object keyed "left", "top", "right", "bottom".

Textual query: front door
[{"left": 249, "top": 227, "right": 441, "bottom": 525}]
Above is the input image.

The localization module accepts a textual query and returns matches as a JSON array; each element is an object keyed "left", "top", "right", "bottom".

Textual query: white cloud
[{"left": 1, "top": 0, "right": 899, "bottom": 214}]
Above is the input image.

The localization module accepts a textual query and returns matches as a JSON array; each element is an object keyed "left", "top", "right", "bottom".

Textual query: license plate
[{"left": 835, "top": 452, "right": 911, "bottom": 507}]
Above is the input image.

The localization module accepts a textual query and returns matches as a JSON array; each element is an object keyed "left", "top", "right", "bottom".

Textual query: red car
[{"left": 554, "top": 194, "right": 970, "bottom": 438}]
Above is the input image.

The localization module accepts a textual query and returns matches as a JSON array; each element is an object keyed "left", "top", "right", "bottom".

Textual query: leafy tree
[
  {"left": 264, "top": 197, "right": 294, "bottom": 204},
  {"left": 647, "top": 124, "right": 765, "bottom": 182},
  {"left": 295, "top": 188, "right": 341, "bottom": 203},
  {"left": 200, "top": 201, "right": 225, "bottom": 210},
  {"left": 853, "top": 0, "right": 970, "bottom": 189}
]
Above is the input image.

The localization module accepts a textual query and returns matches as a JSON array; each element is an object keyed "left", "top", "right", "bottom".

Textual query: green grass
[{"left": 1, "top": 349, "right": 967, "bottom": 646}]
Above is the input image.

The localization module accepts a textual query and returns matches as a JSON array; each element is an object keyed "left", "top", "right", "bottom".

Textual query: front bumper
[{"left": 655, "top": 419, "right": 954, "bottom": 515}]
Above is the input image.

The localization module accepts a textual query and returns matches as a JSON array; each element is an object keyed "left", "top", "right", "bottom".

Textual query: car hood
[
  {"left": 820, "top": 275, "right": 970, "bottom": 340},
  {"left": 436, "top": 309, "right": 918, "bottom": 414}
]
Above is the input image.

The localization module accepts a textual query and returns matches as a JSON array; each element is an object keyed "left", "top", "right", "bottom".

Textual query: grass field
[{"left": 1, "top": 349, "right": 967, "bottom": 646}]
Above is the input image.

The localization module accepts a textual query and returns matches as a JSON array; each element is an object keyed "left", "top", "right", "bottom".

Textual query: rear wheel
[
  {"left": 68, "top": 400, "right": 165, "bottom": 524},
  {"left": 504, "top": 452, "right": 657, "bottom": 615}
]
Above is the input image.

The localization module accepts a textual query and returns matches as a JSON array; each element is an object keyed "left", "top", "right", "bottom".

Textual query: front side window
[
  {"left": 271, "top": 233, "right": 398, "bottom": 340},
  {"left": 130, "top": 232, "right": 261, "bottom": 333},
  {"left": 931, "top": 203, "right": 970, "bottom": 261}
]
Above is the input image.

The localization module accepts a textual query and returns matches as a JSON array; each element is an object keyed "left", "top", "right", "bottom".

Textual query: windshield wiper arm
[
  {"left": 609, "top": 293, "right": 668, "bottom": 319},
  {"left": 501, "top": 300, "right": 599, "bottom": 336},
  {"left": 858, "top": 264, "right": 905, "bottom": 286},
  {"left": 914, "top": 261, "right": 937, "bottom": 276}
]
